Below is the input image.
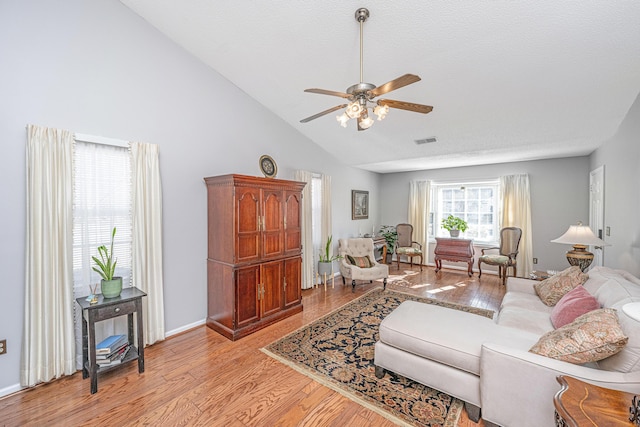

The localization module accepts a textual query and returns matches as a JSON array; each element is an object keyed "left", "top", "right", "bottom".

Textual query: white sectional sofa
[{"left": 374, "top": 266, "right": 640, "bottom": 427}]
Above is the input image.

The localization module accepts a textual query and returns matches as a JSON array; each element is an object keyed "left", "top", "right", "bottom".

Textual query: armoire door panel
[
  {"left": 261, "top": 190, "right": 284, "bottom": 259},
  {"left": 283, "top": 257, "right": 302, "bottom": 308},
  {"left": 235, "top": 265, "right": 260, "bottom": 328},
  {"left": 235, "top": 187, "right": 260, "bottom": 263},
  {"left": 261, "top": 261, "right": 283, "bottom": 318},
  {"left": 284, "top": 191, "right": 302, "bottom": 255}
]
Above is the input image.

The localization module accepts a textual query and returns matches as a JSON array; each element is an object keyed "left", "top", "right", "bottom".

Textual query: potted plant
[
  {"left": 92, "top": 227, "right": 122, "bottom": 298},
  {"left": 441, "top": 215, "right": 468, "bottom": 238},
  {"left": 379, "top": 225, "right": 398, "bottom": 263},
  {"left": 318, "top": 235, "right": 342, "bottom": 276}
]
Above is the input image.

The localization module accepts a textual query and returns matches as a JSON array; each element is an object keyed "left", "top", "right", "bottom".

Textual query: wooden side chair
[
  {"left": 478, "top": 227, "right": 522, "bottom": 285},
  {"left": 395, "top": 223, "right": 423, "bottom": 270}
]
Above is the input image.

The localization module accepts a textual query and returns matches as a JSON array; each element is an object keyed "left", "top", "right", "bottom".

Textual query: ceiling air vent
[{"left": 415, "top": 137, "right": 437, "bottom": 145}]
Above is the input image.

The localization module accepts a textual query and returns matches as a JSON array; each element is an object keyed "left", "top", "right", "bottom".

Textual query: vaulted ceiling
[{"left": 121, "top": 1, "right": 640, "bottom": 173}]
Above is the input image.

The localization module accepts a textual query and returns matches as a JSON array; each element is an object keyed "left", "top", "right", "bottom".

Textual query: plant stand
[{"left": 315, "top": 268, "right": 334, "bottom": 291}]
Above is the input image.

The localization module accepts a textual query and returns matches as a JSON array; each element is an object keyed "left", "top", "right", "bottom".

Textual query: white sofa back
[{"left": 583, "top": 267, "right": 640, "bottom": 372}]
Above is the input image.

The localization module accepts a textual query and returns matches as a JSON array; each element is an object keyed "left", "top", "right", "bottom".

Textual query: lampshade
[
  {"left": 551, "top": 222, "right": 609, "bottom": 271},
  {"left": 551, "top": 223, "right": 607, "bottom": 246},
  {"left": 623, "top": 302, "right": 640, "bottom": 322}
]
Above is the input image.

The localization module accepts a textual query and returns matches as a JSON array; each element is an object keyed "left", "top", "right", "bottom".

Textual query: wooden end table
[
  {"left": 434, "top": 237, "right": 474, "bottom": 276},
  {"left": 76, "top": 287, "right": 147, "bottom": 394},
  {"left": 554, "top": 375, "right": 635, "bottom": 426}
]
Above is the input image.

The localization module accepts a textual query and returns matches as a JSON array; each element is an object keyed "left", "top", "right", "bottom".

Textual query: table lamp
[{"left": 551, "top": 222, "right": 609, "bottom": 272}]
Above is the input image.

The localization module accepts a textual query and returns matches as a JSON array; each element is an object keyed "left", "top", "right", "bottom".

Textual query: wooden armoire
[{"left": 204, "top": 174, "right": 306, "bottom": 340}]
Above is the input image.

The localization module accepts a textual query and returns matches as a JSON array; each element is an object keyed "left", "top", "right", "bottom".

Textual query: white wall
[
  {"left": 0, "top": 0, "right": 379, "bottom": 394},
  {"left": 590, "top": 92, "right": 640, "bottom": 277},
  {"left": 379, "top": 157, "right": 591, "bottom": 273}
]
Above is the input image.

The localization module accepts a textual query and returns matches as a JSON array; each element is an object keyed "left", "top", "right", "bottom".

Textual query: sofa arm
[
  {"left": 505, "top": 277, "right": 538, "bottom": 295},
  {"left": 480, "top": 343, "right": 640, "bottom": 427}
]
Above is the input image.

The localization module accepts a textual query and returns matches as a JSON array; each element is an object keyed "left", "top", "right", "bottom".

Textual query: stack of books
[{"left": 95, "top": 335, "right": 130, "bottom": 367}]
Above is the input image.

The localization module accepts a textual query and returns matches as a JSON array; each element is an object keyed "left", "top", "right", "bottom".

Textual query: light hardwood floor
[{"left": 0, "top": 264, "right": 506, "bottom": 426}]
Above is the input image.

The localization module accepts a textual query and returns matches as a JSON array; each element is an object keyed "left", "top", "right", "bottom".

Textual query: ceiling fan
[{"left": 300, "top": 7, "right": 433, "bottom": 131}]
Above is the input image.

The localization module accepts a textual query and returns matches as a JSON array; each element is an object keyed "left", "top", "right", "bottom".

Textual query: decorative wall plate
[{"left": 259, "top": 155, "right": 277, "bottom": 178}]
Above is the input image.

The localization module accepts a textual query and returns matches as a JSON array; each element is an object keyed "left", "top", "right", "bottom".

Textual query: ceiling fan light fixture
[
  {"left": 337, "top": 112, "right": 349, "bottom": 127},
  {"left": 346, "top": 100, "right": 363, "bottom": 119},
  {"left": 374, "top": 104, "right": 389, "bottom": 120},
  {"left": 358, "top": 111, "right": 374, "bottom": 129}
]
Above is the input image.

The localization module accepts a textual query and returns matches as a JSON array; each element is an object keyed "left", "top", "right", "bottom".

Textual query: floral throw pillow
[
  {"left": 346, "top": 255, "right": 373, "bottom": 268},
  {"left": 529, "top": 308, "right": 628, "bottom": 364},
  {"left": 534, "top": 265, "right": 589, "bottom": 306}
]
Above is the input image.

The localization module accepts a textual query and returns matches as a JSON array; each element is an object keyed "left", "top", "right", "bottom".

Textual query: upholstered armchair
[
  {"left": 338, "top": 238, "right": 389, "bottom": 292},
  {"left": 395, "top": 223, "right": 423, "bottom": 271},
  {"left": 478, "top": 227, "right": 522, "bottom": 285}
]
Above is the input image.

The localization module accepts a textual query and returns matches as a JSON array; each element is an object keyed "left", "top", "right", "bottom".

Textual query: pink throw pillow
[{"left": 550, "top": 285, "right": 600, "bottom": 328}]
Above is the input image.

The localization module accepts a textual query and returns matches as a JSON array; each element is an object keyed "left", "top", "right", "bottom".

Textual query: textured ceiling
[{"left": 121, "top": 1, "right": 640, "bottom": 173}]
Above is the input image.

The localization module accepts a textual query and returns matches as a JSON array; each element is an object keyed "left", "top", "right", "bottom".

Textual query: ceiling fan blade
[
  {"left": 304, "top": 88, "right": 352, "bottom": 99},
  {"left": 300, "top": 104, "right": 348, "bottom": 123},
  {"left": 369, "top": 74, "right": 421, "bottom": 97},
  {"left": 377, "top": 99, "right": 433, "bottom": 114}
]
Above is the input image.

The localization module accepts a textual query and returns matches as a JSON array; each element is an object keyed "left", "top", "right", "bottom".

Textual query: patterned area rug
[{"left": 262, "top": 288, "right": 494, "bottom": 427}]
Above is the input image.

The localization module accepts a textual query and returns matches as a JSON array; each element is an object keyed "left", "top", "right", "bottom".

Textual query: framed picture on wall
[{"left": 352, "top": 190, "right": 369, "bottom": 220}]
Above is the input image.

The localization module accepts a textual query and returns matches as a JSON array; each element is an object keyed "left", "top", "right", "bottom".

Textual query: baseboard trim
[
  {"left": 165, "top": 318, "right": 206, "bottom": 338},
  {"left": 0, "top": 383, "right": 23, "bottom": 399}
]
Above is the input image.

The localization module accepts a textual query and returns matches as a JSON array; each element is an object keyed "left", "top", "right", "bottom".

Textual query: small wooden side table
[
  {"left": 434, "top": 237, "right": 475, "bottom": 277},
  {"left": 76, "top": 287, "right": 147, "bottom": 394},
  {"left": 554, "top": 375, "right": 635, "bottom": 426},
  {"left": 371, "top": 236, "right": 388, "bottom": 263}
]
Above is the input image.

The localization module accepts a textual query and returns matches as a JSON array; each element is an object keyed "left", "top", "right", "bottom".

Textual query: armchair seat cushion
[
  {"left": 478, "top": 254, "right": 509, "bottom": 264},
  {"left": 396, "top": 247, "right": 422, "bottom": 255}
]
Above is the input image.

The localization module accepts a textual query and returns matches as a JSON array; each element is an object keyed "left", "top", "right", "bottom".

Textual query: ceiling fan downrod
[{"left": 355, "top": 7, "right": 369, "bottom": 84}]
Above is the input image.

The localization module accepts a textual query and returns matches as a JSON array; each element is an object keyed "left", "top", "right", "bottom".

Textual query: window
[
  {"left": 73, "top": 141, "right": 132, "bottom": 290},
  {"left": 72, "top": 140, "right": 132, "bottom": 366},
  {"left": 431, "top": 180, "right": 499, "bottom": 243}
]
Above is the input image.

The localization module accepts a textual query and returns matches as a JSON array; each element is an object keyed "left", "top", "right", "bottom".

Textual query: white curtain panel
[
  {"left": 294, "top": 170, "right": 314, "bottom": 289},
  {"left": 130, "top": 142, "right": 165, "bottom": 345},
  {"left": 22, "top": 125, "right": 76, "bottom": 387},
  {"left": 500, "top": 174, "right": 534, "bottom": 278},
  {"left": 408, "top": 180, "right": 431, "bottom": 261}
]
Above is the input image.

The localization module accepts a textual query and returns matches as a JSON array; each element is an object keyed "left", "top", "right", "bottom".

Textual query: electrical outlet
[
  {"left": 533, "top": 258, "right": 538, "bottom": 264},
  {"left": 606, "top": 226, "right": 611, "bottom": 236},
  {"left": 0, "top": 339, "right": 6, "bottom": 355}
]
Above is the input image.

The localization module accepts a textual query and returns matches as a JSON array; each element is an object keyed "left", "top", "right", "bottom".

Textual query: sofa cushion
[
  {"left": 346, "top": 255, "right": 373, "bottom": 268},
  {"left": 534, "top": 266, "right": 589, "bottom": 306},
  {"left": 550, "top": 285, "right": 601, "bottom": 328},
  {"left": 497, "top": 306, "right": 554, "bottom": 335},
  {"left": 529, "top": 308, "right": 628, "bottom": 364},
  {"left": 379, "top": 301, "right": 539, "bottom": 376}
]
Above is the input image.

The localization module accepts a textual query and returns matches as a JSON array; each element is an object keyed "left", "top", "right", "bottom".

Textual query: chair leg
[
  {"left": 342, "top": 276, "right": 346, "bottom": 285},
  {"left": 352, "top": 279, "right": 356, "bottom": 293},
  {"left": 383, "top": 278, "right": 387, "bottom": 290},
  {"left": 477, "top": 260, "right": 482, "bottom": 278},
  {"left": 397, "top": 254, "right": 400, "bottom": 270},
  {"left": 419, "top": 255, "right": 423, "bottom": 271}
]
